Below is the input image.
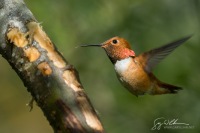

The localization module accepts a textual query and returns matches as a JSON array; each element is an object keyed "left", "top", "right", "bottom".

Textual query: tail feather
[{"left": 158, "top": 82, "right": 182, "bottom": 94}]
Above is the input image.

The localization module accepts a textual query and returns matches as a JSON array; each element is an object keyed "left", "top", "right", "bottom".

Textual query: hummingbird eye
[{"left": 112, "top": 39, "right": 118, "bottom": 44}]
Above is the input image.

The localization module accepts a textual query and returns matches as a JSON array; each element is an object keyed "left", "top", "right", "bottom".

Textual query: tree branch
[{"left": 0, "top": 0, "right": 104, "bottom": 132}]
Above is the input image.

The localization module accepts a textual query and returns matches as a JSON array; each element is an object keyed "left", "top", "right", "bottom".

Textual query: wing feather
[{"left": 138, "top": 36, "right": 191, "bottom": 73}]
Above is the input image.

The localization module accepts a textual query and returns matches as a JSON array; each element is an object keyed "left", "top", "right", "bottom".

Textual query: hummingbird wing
[{"left": 138, "top": 36, "right": 191, "bottom": 73}]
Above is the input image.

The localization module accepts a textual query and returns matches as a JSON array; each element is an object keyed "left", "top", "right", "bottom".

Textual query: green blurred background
[{"left": 0, "top": 0, "right": 200, "bottom": 132}]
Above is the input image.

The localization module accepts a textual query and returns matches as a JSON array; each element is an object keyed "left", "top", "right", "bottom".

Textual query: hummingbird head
[{"left": 80, "top": 36, "right": 135, "bottom": 63}]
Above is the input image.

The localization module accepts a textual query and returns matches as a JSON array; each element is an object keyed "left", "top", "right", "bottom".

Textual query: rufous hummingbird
[{"left": 80, "top": 36, "right": 191, "bottom": 96}]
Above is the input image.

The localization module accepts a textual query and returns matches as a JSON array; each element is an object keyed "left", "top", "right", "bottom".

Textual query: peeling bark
[{"left": 0, "top": 0, "right": 104, "bottom": 133}]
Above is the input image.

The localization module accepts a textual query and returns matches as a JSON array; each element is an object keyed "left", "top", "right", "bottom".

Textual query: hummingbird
[{"left": 80, "top": 36, "right": 191, "bottom": 96}]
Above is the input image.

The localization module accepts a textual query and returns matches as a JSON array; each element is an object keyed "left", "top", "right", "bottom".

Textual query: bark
[{"left": 0, "top": 0, "right": 104, "bottom": 133}]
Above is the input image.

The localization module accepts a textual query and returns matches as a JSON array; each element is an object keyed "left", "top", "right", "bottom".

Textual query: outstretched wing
[{"left": 138, "top": 36, "right": 191, "bottom": 73}]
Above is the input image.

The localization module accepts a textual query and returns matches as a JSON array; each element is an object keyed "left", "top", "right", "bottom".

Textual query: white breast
[{"left": 114, "top": 57, "right": 132, "bottom": 74}]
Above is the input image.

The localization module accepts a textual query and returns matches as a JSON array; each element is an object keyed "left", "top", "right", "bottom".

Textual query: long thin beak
[{"left": 79, "top": 44, "right": 102, "bottom": 47}]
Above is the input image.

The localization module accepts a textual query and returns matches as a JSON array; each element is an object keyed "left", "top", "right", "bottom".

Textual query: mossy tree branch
[{"left": 0, "top": 0, "right": 104, "bottom": 133}]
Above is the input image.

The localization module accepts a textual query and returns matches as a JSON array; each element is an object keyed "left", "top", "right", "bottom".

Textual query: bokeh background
[{"left": 0, "top": 0, "right": 200, "bottom": 132}]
